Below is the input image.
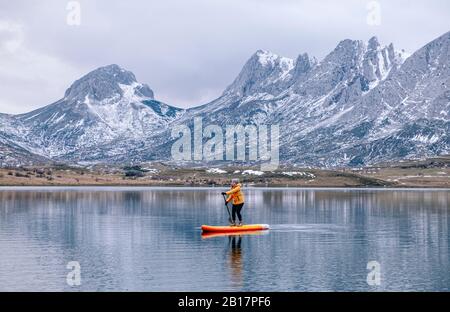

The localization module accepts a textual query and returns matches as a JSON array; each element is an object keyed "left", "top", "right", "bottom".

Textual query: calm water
[{"left": 0, "top": 187, "right": 449, "bottom": 291}]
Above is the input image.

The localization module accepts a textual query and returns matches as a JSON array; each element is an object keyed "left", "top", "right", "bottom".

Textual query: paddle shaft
[{"left": 222, "top": 193, "right": 232, "bottom": 223}]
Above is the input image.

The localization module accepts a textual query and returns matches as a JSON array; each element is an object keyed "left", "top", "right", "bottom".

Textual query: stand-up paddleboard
[{"left": 201, "top": 224, "right": 270, "bottom": 233}]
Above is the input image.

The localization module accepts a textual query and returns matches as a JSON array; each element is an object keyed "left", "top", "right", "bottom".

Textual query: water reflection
[
  {"left": 0, "top": 187, "right": 449, "bottom": 291},
  {"left": 228, "top": 236, "right": 243, "bottom": 287}
]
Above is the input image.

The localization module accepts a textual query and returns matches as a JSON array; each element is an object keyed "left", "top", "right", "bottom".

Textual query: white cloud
[
  {"left": 0, "top": 20, "right": 84, "bottom": 114},
  {"left": 0, "top": 0, "right": 449, "bottom": 114},
  {"left": 0, "top": 20, "right": 24, "bottom": 53}
]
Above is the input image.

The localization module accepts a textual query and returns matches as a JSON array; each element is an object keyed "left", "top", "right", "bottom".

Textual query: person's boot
[
  {"left": 229, "top": 221, "right": 236, "bottom": 226},
  {"left": 237, "top": 221, "right": 243, "bottom": 227}
]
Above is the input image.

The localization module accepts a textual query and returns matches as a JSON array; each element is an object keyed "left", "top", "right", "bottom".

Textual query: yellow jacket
[{"left": 226, "top": 183, "right": 245, "bottom": 205}]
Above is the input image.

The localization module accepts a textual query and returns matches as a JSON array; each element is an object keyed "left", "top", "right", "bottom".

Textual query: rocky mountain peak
[
  {"left": 223, "top": 50, "right": 294, "bottom": 97},
  {"left": 292, "top": 53, "right": 316, "bottom": 78},
  {"left": 64, "top": 64, "right": 154, "bottom": 102},
  {"left": 253, "top": 49, "right": 279, "bottom": 66},
  {"left": 323, "top": 39, "right": 366, "bottom": 71},
  {"left": 412, "top": 30, "right": 450, "bottom": 68},
  {"left": 367, "top": 36, "right": 381, "bottom": 50}
]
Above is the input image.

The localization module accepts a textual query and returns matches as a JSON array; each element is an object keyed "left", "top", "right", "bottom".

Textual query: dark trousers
[{"left": 232, "top": 203, "right": 244, "bottom": 222}]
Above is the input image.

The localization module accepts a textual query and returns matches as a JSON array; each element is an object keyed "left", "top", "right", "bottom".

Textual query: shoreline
[
  {"left": 1, "top": 160, "right": 449, "bottom": 189},
  {"left": 0, "top": 184, "right": 449, "bottom": 190}
]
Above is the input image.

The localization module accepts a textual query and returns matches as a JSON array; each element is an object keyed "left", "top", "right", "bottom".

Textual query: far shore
[
  {"left": 1, "top": 185, "right": 449, "bottom": 190},
  {"left": 1, "top": 157, "right": 449, "bottom": 189}
]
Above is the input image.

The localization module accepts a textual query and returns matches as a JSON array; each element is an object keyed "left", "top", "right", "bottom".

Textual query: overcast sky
[{"left": 0, "top": 0, "right": 449, "bottom": 114}]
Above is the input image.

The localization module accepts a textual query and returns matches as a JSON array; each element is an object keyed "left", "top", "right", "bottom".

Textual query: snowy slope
[{"left": 0, "top": 64, "right": 184, "bottom": 163}]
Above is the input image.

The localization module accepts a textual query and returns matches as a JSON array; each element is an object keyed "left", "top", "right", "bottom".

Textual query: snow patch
[
  {"left": 206, "top": 168, "right": 227, "bottom": 174},
  {"left": 256, "top": 50, "right": 278, "bottom": 66},
  {"left": 242, "top": 170, "right": 264, "bottom": 176},
  {"left": 142, "top": 167, "right": 159, "bottom": 173},
  {"left": 281, "top": 171, "right": 316, "bottom": 179},
  {"left": 412, "top": 134, "right": 440, "bottom": 144}
]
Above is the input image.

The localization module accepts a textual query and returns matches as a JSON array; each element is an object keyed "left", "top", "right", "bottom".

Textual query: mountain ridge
[{"left": 1, "top": 31, "right": 449, "bottom": 167}]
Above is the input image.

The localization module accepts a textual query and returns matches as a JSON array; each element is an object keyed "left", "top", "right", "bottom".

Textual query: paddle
[{"left": 222, "top": 193, "right": 233, "bottom": 224}]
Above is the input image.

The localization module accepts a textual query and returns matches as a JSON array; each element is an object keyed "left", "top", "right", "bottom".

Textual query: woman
[{"left": 222, "top": 178, "right": 245, "bottom": 226}]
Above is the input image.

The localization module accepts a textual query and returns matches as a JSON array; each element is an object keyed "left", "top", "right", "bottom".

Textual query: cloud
[
  {"left": 0, "top": 0, "right": 449, "bottom": 113},
  {"left": 0, "top": 19, "right": 84, "bottom": 114}
]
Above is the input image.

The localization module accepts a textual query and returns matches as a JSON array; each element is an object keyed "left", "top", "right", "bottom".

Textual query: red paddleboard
[{"left": 201, "top": 224, "right": 270, "bottom": 233}]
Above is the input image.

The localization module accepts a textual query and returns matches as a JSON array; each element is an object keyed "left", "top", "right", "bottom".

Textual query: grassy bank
[{"left": 1, "top": 157, "right": 449, "bottom": 188}]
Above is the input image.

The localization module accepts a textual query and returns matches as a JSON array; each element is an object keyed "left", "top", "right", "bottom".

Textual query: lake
[{"left": 0, "top": 187, "right": 449, "bottom": 291}]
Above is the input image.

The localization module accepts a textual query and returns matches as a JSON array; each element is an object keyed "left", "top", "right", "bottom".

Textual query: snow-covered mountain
[
  {"left": 0, "top": 32, "right": 449, "bottom": 167},
  {"left": 0, "top": 64, "right": 184, "bottom": 165}
]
